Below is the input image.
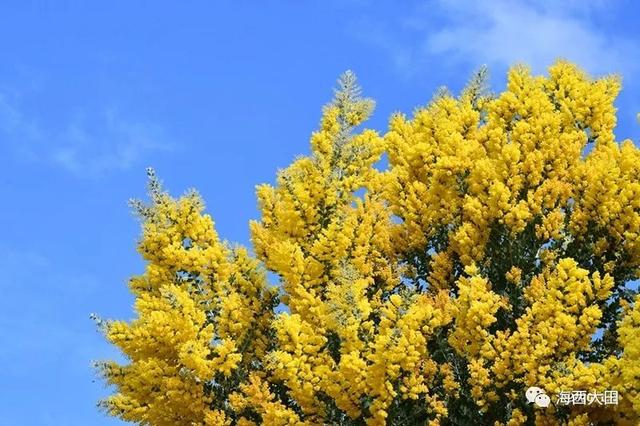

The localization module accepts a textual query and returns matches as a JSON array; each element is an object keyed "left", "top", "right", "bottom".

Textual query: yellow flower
[{"left": 98, "top": 63, "right": 640, "bottom": 425}]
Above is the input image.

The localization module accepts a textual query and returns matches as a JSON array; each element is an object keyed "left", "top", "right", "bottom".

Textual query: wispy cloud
[
  {"left": 425, "top": 0, "right": 637, "bottom": 76},
  {"left": 352, "top": 0, "right": 638, "bottom": 79},
  {"left": 0, "top": 92, "right": 42, "bottom": 159},
  {"left": 0, "top": 245, "right": 50, "bottom": 278},
  {"left": 0, "top": 93, "right": 171, "bottom": 177},
  {"left": 51, "top": 109, "right": 170, "bottom": 175}
]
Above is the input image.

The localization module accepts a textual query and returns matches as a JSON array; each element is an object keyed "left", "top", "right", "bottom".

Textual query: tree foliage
[{"left": 96, "top": 62, "right": 640, "bottom": 425}]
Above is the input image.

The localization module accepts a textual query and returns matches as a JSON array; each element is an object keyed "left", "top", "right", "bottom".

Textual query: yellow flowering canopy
[
  {"left": 95, "top": 170, "right": 278, "bottom": 425},
  {"left": 97, "top": 62, "right": 640, "bottom": 425}
]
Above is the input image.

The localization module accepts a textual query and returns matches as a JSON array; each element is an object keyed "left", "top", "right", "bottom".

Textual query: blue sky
[{"left": 0, "top": 1, "right": 638, "bottom": 424}]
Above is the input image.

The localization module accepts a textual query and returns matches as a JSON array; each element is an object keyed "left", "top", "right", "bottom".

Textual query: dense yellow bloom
[
  {"left": 448, "top": 275, "right": 506, "bottom": 358},
  {"left": 96, "top": 171, "right": 277, "bottom": 424},
  {"left": 98, "top": 63, "right": 640, "bottom": 425},
  {"left": 381, "top": 62, "right": 638, "bottom": 424}
]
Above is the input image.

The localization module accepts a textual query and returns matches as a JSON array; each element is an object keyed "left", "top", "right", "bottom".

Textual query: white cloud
[
  {"left": 427, "top": 0, "right": 636, "bottom": 76},
  {"left": 0, "top": 93, "right": 42, "bottom": 159},
  {"left": 0, "top": 93, "right": 171, "bottom": 176},
  {"left": 51, "top": 108, "right": 170, "bottom": 175},
  {"left": 353, "top": 0, "right": 638, "bottom": 79}
]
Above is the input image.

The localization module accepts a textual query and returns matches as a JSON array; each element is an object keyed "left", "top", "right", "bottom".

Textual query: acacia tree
[
  {"left": 94, "top": 170, "right": 279, "bottom": 424},
  {"left": 97, "top": 62, "right": 640, "bottom": 425}
]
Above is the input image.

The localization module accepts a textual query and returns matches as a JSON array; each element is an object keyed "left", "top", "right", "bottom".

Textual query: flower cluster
[
  {"left": 97, "top": 63, "right": 640, "bottom": 425},
  {"left": 96, "top": 171, "right": 277, "bottom": 425}
]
